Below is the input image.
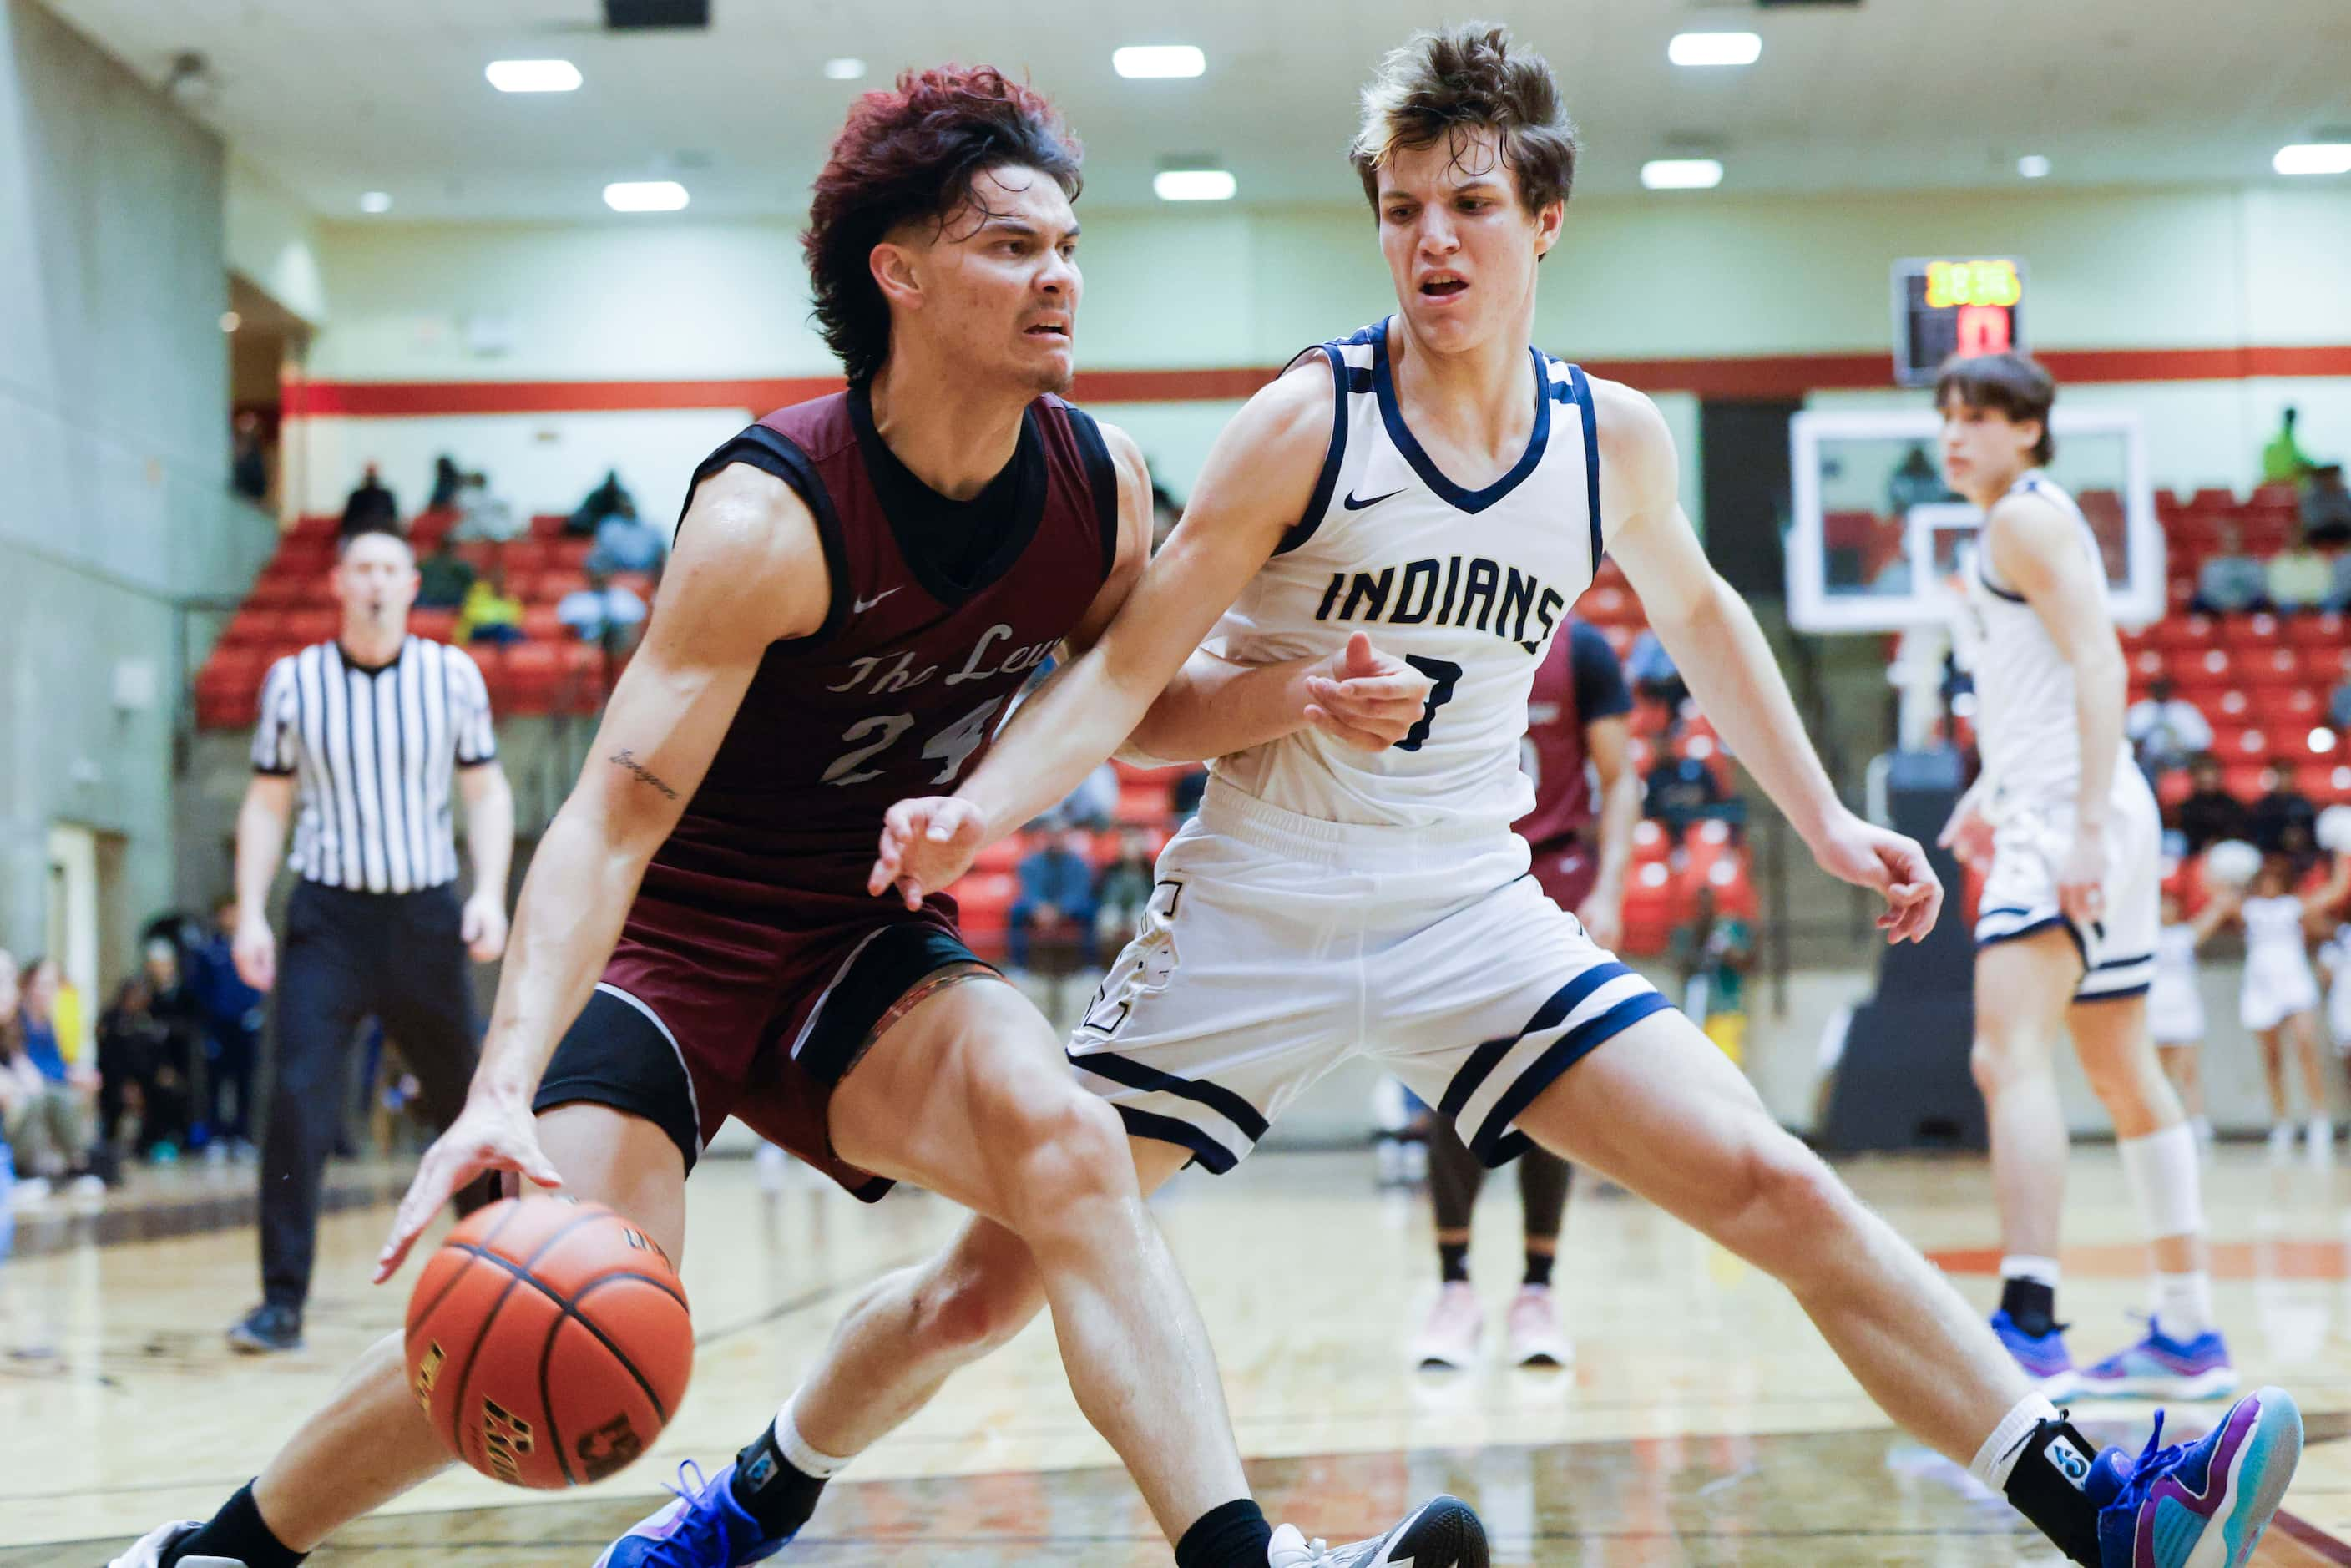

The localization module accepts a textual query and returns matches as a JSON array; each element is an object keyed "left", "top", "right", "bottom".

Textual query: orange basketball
[{"left": 404, "top": 1196, "right": 691, "bottom": 1490}]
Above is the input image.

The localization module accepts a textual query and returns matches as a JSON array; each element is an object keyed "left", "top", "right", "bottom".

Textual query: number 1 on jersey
[{"left": 1397, "top": 655, "right": 1464, "bottom": 753}]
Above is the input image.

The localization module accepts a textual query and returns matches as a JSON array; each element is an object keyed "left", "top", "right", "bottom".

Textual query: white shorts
[
  {"left": 1973, "top": 767, "right": 2161, "bottom": 1004},
  {"left": 2241, "top": 966, "right": 2321, "bottom": 1034},
  {"left": 2148, "top": 977, "right": 2205, "bottom": 1045},
  {"left": 1068, "top": 779, "right": 1673, "bottom": 1172}
]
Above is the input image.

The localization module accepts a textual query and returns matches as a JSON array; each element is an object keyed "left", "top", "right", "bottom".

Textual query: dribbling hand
[
  {"left": 868, "top": 797, "right": 988, "bottom": 911},
  {"left": 1303, "top": 632, "right": 1434, "bottom": 751},
  {"left": 375, "top": 1093, "right": 562, "bottom": 1283},
  {"left": 1811, "top": 812, "right": 1944, "bottom": 944}
]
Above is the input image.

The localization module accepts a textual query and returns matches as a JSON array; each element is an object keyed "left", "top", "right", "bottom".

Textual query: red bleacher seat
[
  {"left": 2209, "top": 689, "right": 2250, "bottom": 721},
  {"left": 536, "top": 569, "right": 589, "bottom": 603},
  {"left": 1577, "top": 584, "right": 1636, "bottom": 625},
  {"left": 521, "top": 606, "right": 566, "bottom": 642},
  {"left": 1115, "top": 780, "right": 1171, "bottom": 823},
  {"left": 2283, "top": 612, "right": 2346, "bottom": 647},
  {"left": 219, "top": 610, "right": 277, "bottom": 648},
  {"left": 948, "top": 869, "right": 1019, "bottom": 943},
  {"left": 246, "top": 578, "right": 310, "bottom": 610},
  {"left": 550, "top": 537, "right": 595, "bottom": 570},
  {"left": 1598, "top": 624, "right": 1634, "bottom": 659},
  {"left": 531, "top": 513, "right": 570, "bottom": 539},
  {"left": 500, "top": 539, "right": 551, "bottom": 577},
  {"left": 195, "top": 646, "right": 270, "bottom": 730},
  {"left": 2319, "top": 765, "right": 2351, "bottom": 804},
  {"left": 2155, "top": 770, "right": 2194, "bottom": 810},
  {"left": 554, "top": 642, "right": 609, "bottom": 713},
  {"left": 290, "top": 516, "right": 336, "bottom": 542},
  {"left": 1632, "top": 819, "right": 1671, "bottom": 862},
  {"left": 2213, "top": 726, "right": 2269, "bottom": 761},
  {"left": 972, "top": 838, "right": 1023, "bottom": 875},
  {"left": 410, "top": 609, "right": 458, "bottom": 643},
  {"left": 2222, "top": 763, "right": 2268, "bottom": 799},
  {"left": 2250, "top": 688, "right": 2319, "bottom": 728},
  {"left": 2130, "top": 650, "right": 2166, "bottom": 683},
  {"left": 2188, "top": 488, "right": 2237, "bottom": 512},
  {"left": 498, "top": 643, "right": 563, "bottom": 716},
  {"left": 2303, "top": 645, "right": 2348, "bottom": 682},
  {"left": 2151, "top": 616, "right": 2217, "bottom": 652},
  {"left": 2221, "top": 614, "right": 2283, "bottom": 649},
  {"left": 2241, "top": 648, "right": 2303, "bottom": 687},
  {"left": 409, "top": 508, "right": 457, "bottom": 546},
  {"left": 284, "top": 609, "right": 339, "bottom": 644}
]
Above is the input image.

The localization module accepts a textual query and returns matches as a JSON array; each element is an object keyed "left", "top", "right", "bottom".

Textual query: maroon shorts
[
  {"left": 1528, "top": 837, "right": 1598, "bottom": 916},
  {"left": 533, "top": 875, "right": 992, "bottom": 1201}
]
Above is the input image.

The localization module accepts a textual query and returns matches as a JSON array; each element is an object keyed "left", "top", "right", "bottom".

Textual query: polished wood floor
[{"left": 4, "top": 1146, "right": 2349, "bottom": 1565}]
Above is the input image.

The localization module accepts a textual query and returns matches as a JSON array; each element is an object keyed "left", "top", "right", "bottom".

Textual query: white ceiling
[{"left": 43, "top": 0, "right": 2351, "bottom": 221}]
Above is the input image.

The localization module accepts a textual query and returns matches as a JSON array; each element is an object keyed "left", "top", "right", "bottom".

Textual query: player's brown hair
[
  {"left": 806, "top": 65, "right": 1083, "bottom": 385},
  {"left": 1350, "top": 24, "right": 1579, "bottom": 221},
  {"left": 1936, "top": 352, "right": 2056, "bottom": 464}
]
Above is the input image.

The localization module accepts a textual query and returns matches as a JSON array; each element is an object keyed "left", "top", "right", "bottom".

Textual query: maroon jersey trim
[{"left": 1058, "top": 402, "right": 1123, "bottom": 579}]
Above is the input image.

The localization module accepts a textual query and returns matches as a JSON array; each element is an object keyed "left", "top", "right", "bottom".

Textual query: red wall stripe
[{"left": 281, "top": 342, "right": 2351, "bottom": 418}]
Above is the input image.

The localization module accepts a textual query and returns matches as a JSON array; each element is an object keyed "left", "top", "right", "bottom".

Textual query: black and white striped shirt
[{"left": 251, "top": 639, "right": 499, "bottom": 893}]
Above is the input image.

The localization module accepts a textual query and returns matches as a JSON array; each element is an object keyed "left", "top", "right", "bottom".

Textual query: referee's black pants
[{"left": 260, "top": 880, "right": 495, "bottom": 1312}]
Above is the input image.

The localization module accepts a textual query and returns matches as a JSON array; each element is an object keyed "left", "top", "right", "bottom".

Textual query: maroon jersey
[
  {"left": 543, "top": 387, "right": 1120, "bottom": 1199},
  {"left": 1514, "top": 617, "right": 1631, "bottom": 910},
  {"left": 648, "top": 386, "right": 1119, "bottom": 915}
]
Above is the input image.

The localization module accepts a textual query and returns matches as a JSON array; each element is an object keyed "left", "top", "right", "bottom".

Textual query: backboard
[{"left": 1786, "top": 408, "right": 2162, "bottom": 635}]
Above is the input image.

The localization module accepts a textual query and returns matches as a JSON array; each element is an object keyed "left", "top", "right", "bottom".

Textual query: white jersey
[
  {"left": 1955, "top": 471, "right": 2131, "bottom": 805},
  {"left": 2243, "top": 896, "right": 2318, "bottom": 991},
  {"left": 2149, "top": 922, "right": 2205, "bottom": 1044},
  {"left": 1206, "top": 318, "right": 1601, "bottom": 832}
]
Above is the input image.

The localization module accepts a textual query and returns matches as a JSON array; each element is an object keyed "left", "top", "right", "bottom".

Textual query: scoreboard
[{"left": 1890, "top": 256, "right": 2026, "bottom": 387}]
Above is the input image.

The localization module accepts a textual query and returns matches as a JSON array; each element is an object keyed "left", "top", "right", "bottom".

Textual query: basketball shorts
[
  {"left": 533, "top": 873, "right": 993, "bottom": 1201},
  {"left": 1068, "top": 779, "right": 1674, "bottom": 1173},
  {"left": 1973, "top": 767, "right": 2160, "bottom": 1003},
  {"left": 2147, "top": 974, "right": 2206, "bottom": 1045},
  {"left": 1526, "top": 834, "right": 1599, "bottom": 915}
]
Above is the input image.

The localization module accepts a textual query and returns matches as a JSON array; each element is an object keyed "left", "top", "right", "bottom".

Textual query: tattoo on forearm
[{"left": 609, "top": 748, "right": 678, "bottom": 800}]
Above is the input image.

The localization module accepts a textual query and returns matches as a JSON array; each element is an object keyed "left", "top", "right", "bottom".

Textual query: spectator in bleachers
[
  {"left": 2126, "top": 676, "right": 2215, "bottom": 776},
  {"left": 1009, "top": 827, "right": 1100, "bottom": 974},
  {"left": 414, "top": 533, "right": 476, "bottom": 610},
  {"left": 97, "top": 964, "right": 195, "bottom": 1161},
  {"left": 2263, "top": 406, "right": 2315, "bottom": 486},
  {"left": 2176, "top": 754, "right": 2250, "bottom": 857},
  {"left": 2192, "top": 519, "right": 2269, "bottom": 613},
  {"left": 2330, "top": 650, "right": 2351, "bottom": 732},
  {"left": 2302, "top": 464, "right": 2351, "bottom": 547},
  {"left": 1626, "top": 626, "right": 1685, "bottom": 706},
  {"left": 556, "top": 564, "right": 650, "bottom": 650},
  {"left": 564, "top": 469, "right": 635, "bottom": 538},
  {"left": 450, "top": 470, "right": 523, "bottom": 544},
  {"left": 231, "top": 411, "right": 269, "bottom": 503},
  {"left": 585, "top": 496, "right": 668, "bottom": 577},
  {"left": 427, "top": 453, "right": 463, "bottom": 512},
  {"left": 453, "top": 557, "right": 525, "bottom": 645},
  {"left": 1643, "top": 744, "right": 1725, "bottom": 840},
  {"left": 2266, "top": 523, "right": 2335, "bottom": 612},
  {"left": 2331, "top": 544, "right": 2351, "bottom": 614},
  {"left": 338, "top": 463, "right": 400, "bottom": 539},
  {"left": 1172, "top": 768, "right": 1208, "bottom": 820},
  {"left": 189, "top": 895, "right": 261, "bottom": 1153},
  {"left": 1887, "top": 443, "right": 1949, "bottom": 516},
  {"left": 1670, "top": 884, "right": 1752, "bottom": 1063},
  {"left": 2250, "top": 759, "right": 2319, "bottom": 862},
  {"left": 1093, "top": 827, "right": 1159, "bottom": 952},
  {"left": 5, "top": 956, "right": 98, "bottom": 1192},
  {"left": 1048, "top": 761, "right": 1120, "bottom": 831}
]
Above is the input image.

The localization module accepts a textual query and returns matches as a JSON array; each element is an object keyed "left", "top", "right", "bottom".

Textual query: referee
[{"left": 227, "top": 526, "right": 515, "bottom": 1353}]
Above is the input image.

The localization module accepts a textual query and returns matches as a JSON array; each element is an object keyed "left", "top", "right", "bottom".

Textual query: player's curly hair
[
  {"left": 1936, "top": 352, "right": 2057, "bottom": 464},
  {"left": 1351, "top": 24, "right": 1579, "bottom": 219},
  {"left": 805, "top": 65, "right": 1084, "bottom": 385}
]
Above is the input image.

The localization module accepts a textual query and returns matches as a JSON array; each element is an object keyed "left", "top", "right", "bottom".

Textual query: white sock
[
  {"left": 2153, "top": 1272, "right": 2217, "bottom": 1341},
  {"left": 2119, "top": 1123, "right": 2205, "bottom": 1241},
  {"left": 1969, "top": 1393, "right": 2064, "bottom": 1492},
  {"left": 2000, "top": 1254, "right": 2061, "bottom": 1290},
  {"left": 774, "top": 1399, "right": 856, "bottom": 1480}
]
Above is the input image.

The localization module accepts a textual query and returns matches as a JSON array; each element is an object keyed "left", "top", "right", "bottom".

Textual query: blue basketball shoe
[
  {"left": 1991, "top": 1308, "right": 2076, "bottom": 1397},
  {"left": 2075, "top": 1320, "right": 2238, "bottom": 1402},
  {"left": 596, "top": 1461, "right": 793, "bottom": 1567},
  {"left": 2087, "top": 1386, "right": 2303, "bottom": 1567}
]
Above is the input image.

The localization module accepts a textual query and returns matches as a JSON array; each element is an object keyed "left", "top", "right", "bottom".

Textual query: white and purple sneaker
[
  {"left": 2091, "top": 1386, "right": 2303, "bottom": 1567},
  {"left": 2076, "top": 1323, "right": 2238, "bottom": 1402},
  {"left": 596, "top": 1461, "right": 793, "bottom": 1568}
]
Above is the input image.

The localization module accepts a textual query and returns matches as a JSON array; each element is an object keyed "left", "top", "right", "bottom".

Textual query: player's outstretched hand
[
  {"left": 869, "top": 796, "right": 988, "bottom": 910},
  {"left": 1304, "top": 632, "right": 1436, "bottom": 751},
  {"left": 1812, "top": 812, "right": 1944, "bottom": 944},
  {"left": 2055, "top": 822, "right": 2111, "bottom": 932},
  {"left": 1935, "top": 794, "right": 1995, "bottom": 868},
  {"left": 375, "top": 1094, "right": 562, "bottom": 1283}
]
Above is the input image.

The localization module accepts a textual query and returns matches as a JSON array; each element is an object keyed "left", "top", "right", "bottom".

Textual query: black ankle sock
[
  {"left": 2001, "top": 1417, "right": 2107, "bottom": 1566},
  {"left": 168, "top": 1483, "right": 306, "bottom": 1568},
  {"left": 730, "top": 1422, "right": 829, "bottom": 1540},
  {"left": 1524, "top": 1248, "right": 1555, "bottom": 1288},
  {"left": 1175, "top": 1498, "right": 1273, "bottom": 1568},
  {"left": 2000, "top": 1277, "right": 2058, "bottom": 1338},
  {"left": 1438, "top": 1241, "right": 1469, "bottom": 1284}
]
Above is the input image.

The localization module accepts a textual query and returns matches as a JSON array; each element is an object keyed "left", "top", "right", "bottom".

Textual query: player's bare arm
[
  {"left": 1600, "top": 377, "right": 1943, "bottom": 943},
  {"left": 873, "top": 356, "right": 1423, "bottom": 901},
  {"left": 1580, "top": 709, "right": 1641, "bottom": 948},
  {"left": 376, "top": 463, "right": 829, "bottom": 1277},
  {"left": 1983, "top": 490, "right": 2128, "bottom": 927}
]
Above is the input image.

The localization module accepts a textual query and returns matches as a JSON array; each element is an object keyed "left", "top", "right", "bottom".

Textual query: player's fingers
[
  {"left": 513, "top": 1136, "right": 564, "bottom": 1191},
  {"left": 1342, "top": 630, "right": 1379, "bottom": 677},
  {"left": 897, "top": 875, "right": 924, "bottom": 912},
  {"left": 1306, "top": 706, "right": 1387, "bottom": 752},
  {"left": 376, "top": 1170, "right": 451, "bottom": 1281},
  {"left": 1332, "top": 674, "right": 1433, "bottom": 703}
]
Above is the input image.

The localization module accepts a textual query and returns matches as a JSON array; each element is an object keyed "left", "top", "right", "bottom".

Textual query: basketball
[
  {"left": 403, "top": 1197, "right": 691, "bottom": 1490},
  {"left": 2207, "top": 839, "right": 2263, "bottom": 888}
]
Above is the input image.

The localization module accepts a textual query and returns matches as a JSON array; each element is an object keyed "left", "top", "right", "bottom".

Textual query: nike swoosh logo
[
  {"left": 852, "top": 587, "right": 900, "bottom": 614},
  {"left": 1343, "top": 488, "right": 1405, "bottom": 510}
]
